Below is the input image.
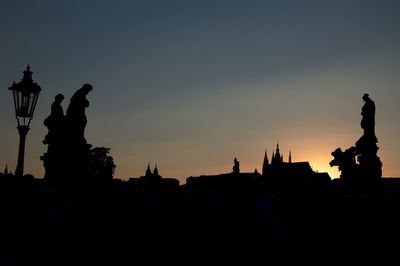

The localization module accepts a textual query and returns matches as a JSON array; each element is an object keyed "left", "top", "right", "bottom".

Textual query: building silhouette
[
  {"left": 262, "top": 143, "right": 330, "bottom": 186},
  {"left": 128, "top": 163, "right": 179, "bottom": 190},
  {"left": 186, "top": 143, "right": 330, "bottom": 191},
  {"left": 143, "top": 162, "right": 161, "bottom": 180}
]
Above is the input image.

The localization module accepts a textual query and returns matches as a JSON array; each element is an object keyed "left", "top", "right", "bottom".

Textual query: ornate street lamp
[{"left": 9, "top": 65, "right": 41, "bottom": 177}]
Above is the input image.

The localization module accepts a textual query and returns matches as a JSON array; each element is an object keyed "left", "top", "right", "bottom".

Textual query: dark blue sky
[{"left": 1, "top": 0, "right": 400, "bottom": 181}]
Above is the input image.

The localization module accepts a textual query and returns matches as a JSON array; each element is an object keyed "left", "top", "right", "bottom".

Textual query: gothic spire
[
  {"left": 275, "top": 141, "right": 281, "bottom": 161},
  {"left": 264, "top": 150, "right": 269, "bottom": 162},
  {"left": 145, "top": 162, "right": 152, "bottom": 177},
  {"left": 153, "top": 162, "right": 159, "bottom": 176},
  {"left": 262, "top": 149, "right": 269, "bottom": 176}
]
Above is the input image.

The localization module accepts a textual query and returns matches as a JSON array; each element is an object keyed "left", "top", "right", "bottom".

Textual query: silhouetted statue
[
  {"left": 66, "top": 83, "right": 93, "bottom": 144},
  {"left": 233, "top": 158, "right": 240, "bottom": 174},
  {"left": 361, "top": 93, "right": 375, "bottom": 130},
  {"left": 329, "top": 147, "right": 359, "bottom": 181},
  {"left": 43, "top": 93, "right": 65, "bottom": 145},
  {"left": 42, "top": 84, "right": 94, "bottom": 193},
  {"left": 331, "top": 93, "right": 382, "bottom": 182},
  {"left": 42, "top": 93, "right": 67, "bottom": 186},
  {"left": 355, "top": 93, "right": 382, "bottom": 180}
]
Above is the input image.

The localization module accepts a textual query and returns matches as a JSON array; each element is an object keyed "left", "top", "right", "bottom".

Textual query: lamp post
[{"left": 9, "top": 66, "right": 41, "bottom": 177}]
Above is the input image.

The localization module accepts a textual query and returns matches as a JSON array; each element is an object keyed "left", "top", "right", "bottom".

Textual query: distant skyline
[{"left": 1, "top": 0, "right": 400, "bottom": 183}]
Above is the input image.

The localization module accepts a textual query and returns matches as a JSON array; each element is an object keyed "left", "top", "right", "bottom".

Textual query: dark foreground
[{"left": 1, "top": 175, "right": 400, "bottom": 265}]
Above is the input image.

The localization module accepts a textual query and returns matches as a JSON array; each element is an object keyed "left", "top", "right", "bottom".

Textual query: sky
[{"left": 1, "top": 0, "right": 400, "bottom": 183}]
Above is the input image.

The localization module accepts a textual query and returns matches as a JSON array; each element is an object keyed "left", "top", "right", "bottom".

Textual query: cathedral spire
[
  {"left": 271, "top": 141, "right": 283, "bottom": 165},
  {"left": 262, "top": 149, "right": 269, "bottom": 176},
  {"left": 153, "top": 162, "right": 159, "bottom": 176},
  {"left": 275, "top": 141, "right": 281, "bottom": 161},
  {"left": 145, "top": 162, "right": 152, "bottom": 177},
  {"left": 275, "top": 141, "right": 281, "bottom": 159}
]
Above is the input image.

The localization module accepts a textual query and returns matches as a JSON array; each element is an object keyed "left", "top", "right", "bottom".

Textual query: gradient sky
[{"left": 1, "top": 0, "right": 400, "bottom": 183}]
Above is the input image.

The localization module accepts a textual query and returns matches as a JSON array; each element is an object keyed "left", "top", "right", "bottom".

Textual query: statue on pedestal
[
  {"left": 330, "top": 93, "right": 382, "bottom": 182},
  {"left": 42, "top": 84, "right": 93, "bottom": 191}
]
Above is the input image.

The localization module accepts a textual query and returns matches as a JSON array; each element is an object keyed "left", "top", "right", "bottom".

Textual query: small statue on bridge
[{"left": 233, "top": 157, "right": 240, "bottom": 175}]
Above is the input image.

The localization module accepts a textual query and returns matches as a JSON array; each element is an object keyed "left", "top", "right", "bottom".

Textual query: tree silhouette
[{"left": 87, "top": 147, "right": 115, "bottom": 180}]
